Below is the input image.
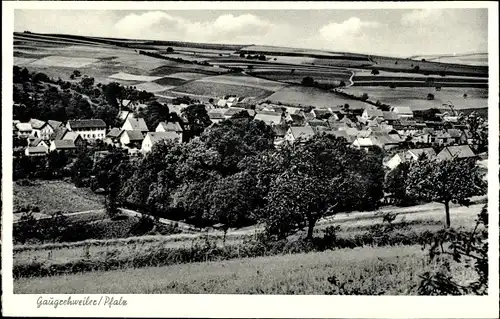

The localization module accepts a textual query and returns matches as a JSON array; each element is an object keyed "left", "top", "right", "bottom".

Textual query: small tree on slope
[{"left": 406, "top": 158, "right": 486, "bottom": 228}]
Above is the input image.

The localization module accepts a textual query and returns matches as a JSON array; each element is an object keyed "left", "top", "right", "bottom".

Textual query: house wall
[
  {"left": 33, "top": 125, "right": 54, "bottom": 140},
  {"left": 385, "top": 155, "right": 402, "bottom": 170},
  {"left": 141, "top": 135, "right": 153, "bottom": 153},
  {"left": 69, "top": 128, "right": 106, "bottom": 140},
  {"left": 120, "top": 132, "right": 131, "bottom": 146}
]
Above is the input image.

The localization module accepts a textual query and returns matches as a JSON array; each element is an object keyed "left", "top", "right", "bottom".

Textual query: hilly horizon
[{"left": 15, "top": 30, "right": 489, "bottom": 63}]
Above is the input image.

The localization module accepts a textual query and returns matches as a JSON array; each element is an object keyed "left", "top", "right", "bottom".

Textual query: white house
[
  {"left": 285, "top": 126, "right": 315, "bottom": 143},
  {"left": 361, "top": 108, "right": 384, "bottom": 120},
  {"left": 121, "top": 117, "right": 149, "bottom": 133},
  {"left": 15, "top": 122, "right": 32, "bottom": 138},
  {"left": 118, "top": 130, "right": 145, "bottom": 149},
  {"left": 49, "top": 140, "right": 77, "bottom": 153},
  {"left": 254, "top": 113, "right": 283, "bottom": 126},
  {"left": 391, "top": 106, "right": 414, "bottom": 118},
  {"left": 384, "top": 148, "right": 436, "bottom": 170},
  {"left": 29, "top": 118, "right": 54, "bottom": 140},
  {"left": 156, "top": 121, "right": 183, "bottom": 141},
  {"left": 141, "top": 132, "right": 181, "bottom": 153},
  {"left": 25, "top": 145, "right": 48, "bottom": 156},
  {"left": 67, "top": 119, "right": 107, "bottom": 141}
]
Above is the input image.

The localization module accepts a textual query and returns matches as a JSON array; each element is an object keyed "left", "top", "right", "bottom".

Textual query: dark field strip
[{"left": 352, "top": 81, "right": 488, "bottom": 88}]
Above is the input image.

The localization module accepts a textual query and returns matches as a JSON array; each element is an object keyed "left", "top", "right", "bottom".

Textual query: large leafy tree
[
  {"left": 181, "top": 104, "right": 212, "bottom": 138},
  {"left": 263, "top": 134, "right": 364, "bottom": 239},
  {"left": 201, "top": 116, "right": 275, "bottom": 175},
  {"left": 406, "top": 158, "right": 486, "bottom": 228}
]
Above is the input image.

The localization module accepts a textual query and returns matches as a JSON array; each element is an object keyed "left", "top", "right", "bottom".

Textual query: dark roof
[
  {"left": 382, "top": 111, "right": 400, "bottom": 121},
  {"left": 107, "top": 127, "right": 122, "bottom": 138},
  {"left": 123, "top": 130, "right": 145, "bottom": 141},
  {"left": 158, "top": 121, "right": 183, "bottom": 132},
  {"left": 289, "top": 114, "right": 306, "bottom": 126},
  {"left": 52, "top": 140, "right": 76, "bottom": 149},
  {"left": 29, "top": 118, "right": 47, "bottom": 129},
  {"left": 147, "top": 132, "right": 180, "bottom": 143},
  {"left": 28, "top": 138, "right": 43, "bottom": 147},
  {"left": 68, "top": 119, "right": 106, "bottom": 129},
  {"left": 438, "top": 145, "right": 476, "bottom": 160},
  {"left": 47, "top": 120, "right": 63, "bottom": 130},
  {"left": 224, "top": 108, "right": 248, "bottom": 116},
  {"left": 307, "top": 119, "right": 329, "bottom": 127},
  {"left": 125, "top": 118, "right": 149, "bottom": 131},
  {"left": 53, "top": 127, "right": 69, "bottom": 140},
  {"left": 26, "top": 146, "right": 48, "bottom": 154}
]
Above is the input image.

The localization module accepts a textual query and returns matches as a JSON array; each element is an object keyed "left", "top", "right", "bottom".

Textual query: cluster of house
[
  {"left": 13, "top": 96, "right": 485, "bottom": 170},
  {"left": 204, "top": 97, "right": 484, "bottom": 170},
  {"left": 13, "top": 111, "right": 183, "bottom": 157}
]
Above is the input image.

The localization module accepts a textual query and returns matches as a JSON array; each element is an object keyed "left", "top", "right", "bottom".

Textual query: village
[{"left": 13, "top": 93, "right": 487, "bottom": 171}]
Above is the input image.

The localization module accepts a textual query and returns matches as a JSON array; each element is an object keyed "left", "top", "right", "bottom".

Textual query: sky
[{"left": 14, "top": 9, "right": 488, "bottom": 57}]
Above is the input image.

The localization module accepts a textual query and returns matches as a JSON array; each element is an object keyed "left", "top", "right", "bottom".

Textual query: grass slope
[
  {"left": 14, "top": 245, "right": 475, "bottom": 294},
  {"left": 13, "top": 180, "right": 104, "bottom": 213}
]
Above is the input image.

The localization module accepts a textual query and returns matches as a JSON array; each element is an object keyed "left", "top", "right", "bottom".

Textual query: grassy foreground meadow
[{"left": 14, "top": 245, "right": 475, "bottom": 294}]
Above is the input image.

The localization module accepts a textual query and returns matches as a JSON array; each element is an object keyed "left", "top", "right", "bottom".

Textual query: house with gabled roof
[
  {"left": 447, "top": 129, "right": 467, "bottom": 145},
  {"left": 391, "top": 106, "right": 414, "bottom": 118},
  {"left": 104, "top": 127, "right": 122, "bottom": 146},
  {"left": 386, "top": 147, "right": 437, "bottom": 170},
  {"left": 208, "top": 109, "right": 226, "bottom": 124},
  {"left": 25, "top": 145, "right": 48, "bottom": 156},
  {"left": 254, "top": 113, "right": 283, "bottom": 126},
  {"left": 27, "top": 137, "right": 48, "bottom": 148},
  {"left": 436, "top": 145, "right": 476, "bottom": 161},
  {"left": 47, "top": 120, "right": 63, "bottom": 131},
  {"left": 223, "top": 107, "right": 249, "bottom": 119},
  {"left": 141, "top": 131, "right": 181, "bottom": 152},
  {"left": 285, "top": 126, "right": 315, "bottom": 143},
  {"left": 156, "top": 121, "right": 183, "bottom": 142},
  {"left": 121, "top": 117, "right": 149, "bottom": 133},
  {"left": 311, "top": 109, "right": 332, "bottom": 119},
  {"left": 119, "top": 130, "right": 145, "bottom": 149},
  {"left": 29, "top": 118, "right": 54, "bottom": 140},
  {"left": 286, "top": 113, "right": 306, "bottom": 126},
  {"left": 67, "top": 119, "right": 107, "bottom": 141},
  {"left": 361, "top": 108, "right": 384, "bottom": 120},
  {"left": 49, "top": 139, "right": 77, "bottom": 153}
]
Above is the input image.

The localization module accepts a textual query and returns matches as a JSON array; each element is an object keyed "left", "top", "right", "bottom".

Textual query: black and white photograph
[{"left": 2, "top": 1, "right": 499, "bottom": 318}]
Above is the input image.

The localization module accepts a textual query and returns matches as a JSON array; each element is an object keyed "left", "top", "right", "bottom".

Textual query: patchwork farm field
[
  {"left": 195, "top": 74, "right": 287, "bottom": 91},
  {"left": 172, "top": 81, "right": 276, "bottom": 99},
  {"left": 14, "top": 245, "right": 475, "bottom": 294},
  {"left": 341, "top": 87, "right": 488, "bottom": 110},
  {"left": 267, "top": 86, "right": 371, "bottom": 109}
]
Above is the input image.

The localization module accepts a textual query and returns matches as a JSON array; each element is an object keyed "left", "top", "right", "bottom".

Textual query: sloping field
[
  {"left": 13, "top": 57, "right": 37, "bottom": 66},
  {"left": 410, "top": 53, "right": 488, "bottom": 66},
  {"left": 370, "top": 56, "right": 487, "bottom": 77},
  {"left": 341, "top": 87, "right": 488, "bottom": 110},
  {"left": 13, "top": 180, "right": 104, "bottom": 213},
  {"left": 171, "top": 81, "right": 275, "bottom": 99},
  {"left": 150, "top": 64, "right": 226, "bottom": 76},
  {"left": 109, "top": 72, "right": 162, "bottom": 82},
  {"left": 134, "top": 82, "right": 173, "bottom": 92},
  {"left": 29, "top": 55, "right": 98, "bottom": 68},
  {"left": 154, "top": 77, "right": 188, "bottom": 86},
  {"left": 163, "top": 72, "right": 211, "bottom": 81},
  {"left": 196, "top": 74, "right": 287, "bottom": 91},
  {"left": 14, "top": 245, "right": 474, "bottom": 294},
  {"left": 267, "top": 86, "right": 370, "bottom": 109}
]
